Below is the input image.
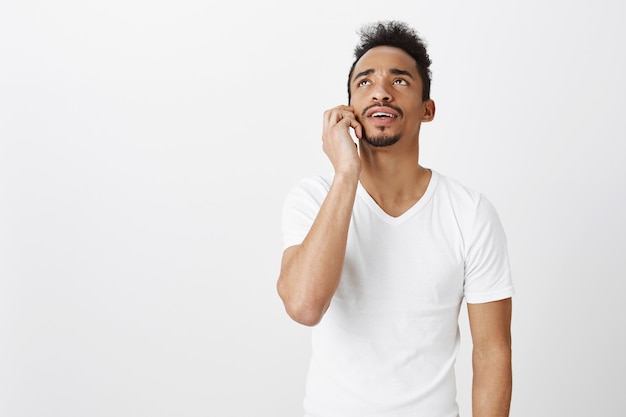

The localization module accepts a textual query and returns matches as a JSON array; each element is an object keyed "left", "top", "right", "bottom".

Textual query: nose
[{"left": 372, "top": 82, "right": 392, "bottom": 102}]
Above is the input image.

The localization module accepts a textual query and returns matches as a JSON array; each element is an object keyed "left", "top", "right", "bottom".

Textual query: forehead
[{"left": 352, "top": 46, "right": 419, "bottom": 78}]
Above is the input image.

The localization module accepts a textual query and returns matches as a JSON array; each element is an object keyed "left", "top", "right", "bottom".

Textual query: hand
[{"left": 322, "top": 105, "right": 363, "bottom": 178}]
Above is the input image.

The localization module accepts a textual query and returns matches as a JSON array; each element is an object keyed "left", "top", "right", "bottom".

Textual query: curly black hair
[{"left": 347, "top": 21, "right": 432, "bottom": 102}]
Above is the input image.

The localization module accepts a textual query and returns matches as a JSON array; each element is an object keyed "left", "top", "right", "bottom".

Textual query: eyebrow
[
  {"left": 390, "top": 68, "right": 414, "bottom": 79},
  {"left": 352, "top": 68, "right": 415, "bottom": 82}
]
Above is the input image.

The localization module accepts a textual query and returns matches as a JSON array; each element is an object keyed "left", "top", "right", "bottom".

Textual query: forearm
[
  {"left": 277, "top": 172, "right": 359, "bottom": 326},
  {"left": 472, "top": 347, "right": 512, "bottom": 417}
]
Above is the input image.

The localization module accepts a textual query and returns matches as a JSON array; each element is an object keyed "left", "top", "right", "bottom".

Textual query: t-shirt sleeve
[
  {"left": 281, "top": 176, "right": 329, "bottom": 250},
  {"left": 463, "top": 195, "right": 515, "bottom": 303}
]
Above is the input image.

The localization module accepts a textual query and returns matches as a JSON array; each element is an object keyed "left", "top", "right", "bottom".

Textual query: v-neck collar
[{"left": 356, "top": 170, "right": 439, "bottom": 225}]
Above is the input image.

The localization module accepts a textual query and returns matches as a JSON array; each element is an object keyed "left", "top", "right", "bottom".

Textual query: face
[{"left": 349, "top": 46, "right": 434, "bottom": 147}]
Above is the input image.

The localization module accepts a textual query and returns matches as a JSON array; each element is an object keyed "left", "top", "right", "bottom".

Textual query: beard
[
  {"left": 361, "top": 129, "right": 401, "bottom": 147},
  {"left": 357, "top": 104, "right": 403, "bottom": 147}
]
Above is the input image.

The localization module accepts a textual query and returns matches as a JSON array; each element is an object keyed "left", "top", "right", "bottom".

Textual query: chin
[{"left": 362, "top": 134, "right": 401, "bottom": 147}]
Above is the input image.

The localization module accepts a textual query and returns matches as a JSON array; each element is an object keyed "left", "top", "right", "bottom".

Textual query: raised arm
[
  {"left": 277, "top": 105, "right": 362, "bottom": 326},
  {"left": 468, "top": 298, "right": 513, "bottom": 417}
]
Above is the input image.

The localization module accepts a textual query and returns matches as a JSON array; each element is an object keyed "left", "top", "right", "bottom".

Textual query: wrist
[{"left": 333, "top": 168, "right": 361, "bottom": 185}]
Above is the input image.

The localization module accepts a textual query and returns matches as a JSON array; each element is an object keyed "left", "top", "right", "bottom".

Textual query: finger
[
  {"left": 346, "top": 117, "right": 362, "bottom": 139},
  {"left": 324, "top": 106, "right": 355, "bottom": 125},
  {"left": 337, "top": 111, "right": 362, "bottom": 137},
  {"left": 353, "top": 123, "right": 363, "bottom": 140}
]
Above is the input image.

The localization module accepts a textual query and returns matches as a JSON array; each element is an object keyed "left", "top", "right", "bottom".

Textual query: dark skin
[{"left": 278, "top": 45, "right": 512, "bottom": 417}]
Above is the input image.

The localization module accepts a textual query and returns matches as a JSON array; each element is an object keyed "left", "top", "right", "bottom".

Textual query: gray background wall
[{"left": 1, "top": 0, "right": 624, "bottom": 415}]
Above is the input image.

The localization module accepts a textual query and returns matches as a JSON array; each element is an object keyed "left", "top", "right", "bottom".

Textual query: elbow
[
  {"left": 277, "top": 281, "right": 327, "bottom": 327},
  {"left": 286, "top": 304, "right": 325, "bottom": 327}
]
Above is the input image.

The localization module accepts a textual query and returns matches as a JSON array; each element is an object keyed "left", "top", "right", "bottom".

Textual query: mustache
[{"left": 361, "top": 103, "right": 403, "bottom": 118}]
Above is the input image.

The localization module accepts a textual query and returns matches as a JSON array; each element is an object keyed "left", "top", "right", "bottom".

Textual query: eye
[
  {"left": 393, "top": 78, "right": 409, "bottom": 86},
  {"left": 357, "top": 79, "right": 371, "bottom": 87}
]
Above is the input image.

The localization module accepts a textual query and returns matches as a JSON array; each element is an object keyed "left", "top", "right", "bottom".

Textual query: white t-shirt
[{"left": 281, "top": 170, "right": 515, "bottom": 417}]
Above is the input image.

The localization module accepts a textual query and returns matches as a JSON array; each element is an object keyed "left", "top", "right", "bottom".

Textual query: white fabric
[{"left": 281, "top": 170, "right": 515, "bottom": 417}]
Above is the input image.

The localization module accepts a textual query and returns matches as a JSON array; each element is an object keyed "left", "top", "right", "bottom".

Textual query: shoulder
[
  {"left": 434, "top": 171, "right": 479, "bottom": 199},
  {"left": 281, "top": 174, "right": 334, "bottom": 248},
  {"left": 282, "top": 173, "right": 334, "bottom": 211},
  {"left": 432, "top": 171, "right": 485, "bottom": 210},
  {"left": 292, "top": 173, "right": 333, "bottom": 193},
  {"left": 431, "top": 171, "right": 503, "bottom": 230}
]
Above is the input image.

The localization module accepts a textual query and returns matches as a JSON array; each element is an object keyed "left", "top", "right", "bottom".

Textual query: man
[{"left": 277, "top": 20, "right": 514, "bottom": 417}]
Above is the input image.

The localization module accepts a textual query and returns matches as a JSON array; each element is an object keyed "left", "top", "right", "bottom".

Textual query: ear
[{"left": 421, "top": 99, "right": 436, "bottom": 122}]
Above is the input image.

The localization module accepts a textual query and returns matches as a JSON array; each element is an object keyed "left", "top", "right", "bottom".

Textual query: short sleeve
[
  {"left": 281, "top": 176, "right": 331, "bottom": 250},
  {"left": 463, "top": 195, "right": 515, "bottom": 303}
]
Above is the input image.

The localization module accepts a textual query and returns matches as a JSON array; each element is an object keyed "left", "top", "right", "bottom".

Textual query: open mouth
[
  {"left": 364, "top": 105, "right": 402, "bottom": 119},
  {"left": 371, "top": 112, "right": 396, "bottom": 118}
]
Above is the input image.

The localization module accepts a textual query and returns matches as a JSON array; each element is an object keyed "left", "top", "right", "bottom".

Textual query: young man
[{"left": 277, "top": 21, "right": 514, "bottom": 417}]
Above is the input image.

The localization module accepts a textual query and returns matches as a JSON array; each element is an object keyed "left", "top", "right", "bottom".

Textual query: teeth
[{"left": 372, "top": 112, "right": 394, "bottom": 117}]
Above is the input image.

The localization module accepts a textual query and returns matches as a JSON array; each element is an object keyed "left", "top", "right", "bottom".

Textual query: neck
[{"left": 358, "top": 139, "right": 431, "bottom": 217}]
